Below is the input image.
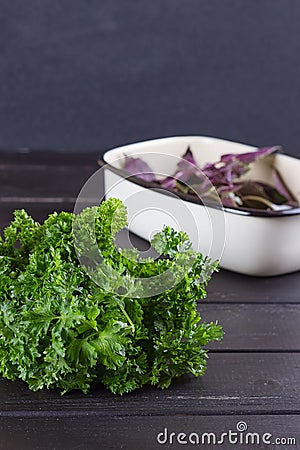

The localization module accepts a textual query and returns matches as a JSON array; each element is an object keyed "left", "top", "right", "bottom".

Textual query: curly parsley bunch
[{"left": 0, "top": 198, "right": 222, "bottom": 394}]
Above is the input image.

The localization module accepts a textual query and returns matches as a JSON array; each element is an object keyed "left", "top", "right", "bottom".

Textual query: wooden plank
[
  {"left": 0, "top": 414, "right": 299, "bottom": 450},
  {"left": 200, "top": 303, "right": 300, "bottom": 351},
  {"left": 0, "top": 202, "right": 75, "bottom": 231},
  {"left": 0, "top": 353, "right": 299, "bottom": 415},
  {"left": 207, "top": 268, "right": 300, "bottom": 303},
  {"left": 0, "top": 160, "right": 99, "bottom": 198},
  {"left": 0, "top": 151, "right": 100, "bottom": 165}
]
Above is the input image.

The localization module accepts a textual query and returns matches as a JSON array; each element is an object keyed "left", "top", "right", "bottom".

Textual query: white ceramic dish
[{"left": 100, "top": 136, "right": 300, "bottom": 276}]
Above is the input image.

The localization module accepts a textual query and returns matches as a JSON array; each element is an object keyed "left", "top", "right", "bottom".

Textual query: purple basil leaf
[
  {"left": 160, "top": 176, "right": 177, "bottom": 190},
  {"left": 193, "top": 178, "right": 212, "bottom": 195},
  {"left": 174, "top": 148, "right": 200, "bottom": 181},
  {"left": 255, "top": 181, "right": 288, "bottom": 205},
  {"left": 170, "top": 169, "right": 193, "bottom": 183},
  {"left": 205, "top": 165, "right": 239, "bottom": 188},
  {"left": 221, "top": 146, "right": 280, "bottom": 164},
  {"left": 175, "top": 180, "right": 190, "bottom": 194},
  {"left": 177, "top": 147, "right": 197, "bottom": 170},
  {"left": 219, "top": 193, "right": 241, "bottom": 208},
  {"left": 237, "top": 181, "right": 294, "bottom": 210},
  {"left": 202, "top": 146, "right": 280, "bottom": 195},
  {"left": 217, "top": 183, "right": 243, "bottom": 194},
  {"left": 240, "top": 196, "right": 272, "bottom": 210},
  {"left": 160, "top": 148, "right": 201, "bottom": 187},
  {"left": 202, "top": 164, "right": 228, "bottom": 186},
  {"left": 272, "top": 168, "right": 295, "bottom": 202},
  {"left": 238, "top": 181, "right": 271, "bottom": 200},
  {"left": 122, "top": 156, "right": 156, "bottom": 182},
  {"left": 187, "top": 178, "right": 213, "bottom": 196}
]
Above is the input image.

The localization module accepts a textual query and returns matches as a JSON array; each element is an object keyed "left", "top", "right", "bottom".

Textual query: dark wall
[{"left": 1, "top": 0, "right": 300, "bottom": 156}]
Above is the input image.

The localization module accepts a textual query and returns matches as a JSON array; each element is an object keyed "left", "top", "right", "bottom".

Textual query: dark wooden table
[{"left": 0, "top": 152, "right": 299, "bottom": 450}]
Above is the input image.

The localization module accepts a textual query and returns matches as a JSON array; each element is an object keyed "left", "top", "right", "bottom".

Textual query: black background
[{"left": 1, "top": 0, "right": 300, "bottom": 156}]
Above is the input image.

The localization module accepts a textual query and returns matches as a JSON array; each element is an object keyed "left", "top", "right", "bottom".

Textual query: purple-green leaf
[{"left": 122, "top": 156, "right": 156, "bottom": 182}]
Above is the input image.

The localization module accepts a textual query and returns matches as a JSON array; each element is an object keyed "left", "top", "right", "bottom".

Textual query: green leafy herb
[{"left": 0, "top": 198, "right": 223, "bottom": 395}]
